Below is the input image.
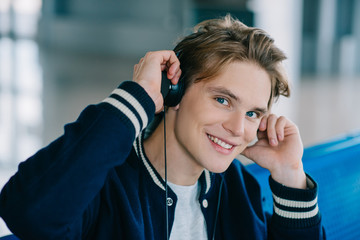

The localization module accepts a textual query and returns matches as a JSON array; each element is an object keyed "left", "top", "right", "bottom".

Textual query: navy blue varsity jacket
[{"left": 0, "top": 81, "right": 325, "bottom": 239}]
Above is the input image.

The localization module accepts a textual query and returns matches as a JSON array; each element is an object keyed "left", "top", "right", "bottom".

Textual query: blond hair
[{"left": 174, "top": 14, "right": 290, "bottom": 108}]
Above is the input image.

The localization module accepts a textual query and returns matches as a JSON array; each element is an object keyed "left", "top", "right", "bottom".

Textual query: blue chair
[
  {"left": 0, "top": 235, "right": 19, "bottom": 240},
  {"left": 247, "top": 131, "right": 360, "bottom": 240}
]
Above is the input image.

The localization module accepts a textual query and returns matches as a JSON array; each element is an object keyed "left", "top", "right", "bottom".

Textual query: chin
[{"left": 205, "top": 160, "right": 233, "bottom": 173}]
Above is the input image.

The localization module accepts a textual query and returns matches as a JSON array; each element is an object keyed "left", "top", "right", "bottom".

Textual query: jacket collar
[{"left": 133, "top": 131, "right": 212, "bottom": 194}]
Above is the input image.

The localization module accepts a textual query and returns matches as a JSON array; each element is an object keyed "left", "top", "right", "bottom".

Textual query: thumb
[{"left": 241, "top": 145, "right": 257, "bottom": 161}]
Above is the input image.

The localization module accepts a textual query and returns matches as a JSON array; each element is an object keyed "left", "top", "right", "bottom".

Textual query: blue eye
[
  {"left": 246, "top": 111, "right": 258, "bottom": 118},
  {"left": 216, "top": 97, "right": 229, "bottom": 106}
]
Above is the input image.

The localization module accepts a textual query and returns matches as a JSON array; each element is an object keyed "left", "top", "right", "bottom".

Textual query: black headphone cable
[{"left": 163, "top": 108, "right": 169, "bottom": 240}]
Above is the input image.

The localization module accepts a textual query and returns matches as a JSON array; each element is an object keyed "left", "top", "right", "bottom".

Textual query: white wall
[{"left": 249, "top": 0, "right": 303, "bottom": 121}]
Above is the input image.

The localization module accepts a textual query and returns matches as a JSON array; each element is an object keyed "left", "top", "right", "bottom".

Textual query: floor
[{"left": 1, "top": 37, "right": 360, "bottom": 236}]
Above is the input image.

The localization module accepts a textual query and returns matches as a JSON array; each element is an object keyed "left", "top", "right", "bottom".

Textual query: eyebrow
[{"left": 207, "top": 86, "right": 268, "bottom": 114}]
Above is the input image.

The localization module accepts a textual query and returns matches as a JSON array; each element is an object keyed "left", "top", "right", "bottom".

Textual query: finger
[
  {"left": 167, "top": 51, "right": 181, "bottom": 76},
  {"left": 155, "top": 51, "right": 180, "bottom": 76},
  {"left": 275, "top": 116, "right": 287, "bottom": 141},
  {"left": 167, "top": 63, "right": 180, "bottom": 78},
  {"left": 266, "top": 114, "right": 278, "bottom": 146},
  {"left": 136, "top": 58, "right": 144, "bottom": 70},
  {"left": 256, "top": 115, "right": 268, "bottom": 142},
  {"left": 256, "top": 129, "right": 268, "bottom": 141},
  {"left": 259, "top": 115, "right": 268, "bottom": 132},
  {"left": 160, "top": 64, "right": 167, "bottom": 72},
  {"left": 161, "top": 65, "right": 181, "bottom": 84},
  {"left": 134, "top": 57, "right": 145, "bottom": 71},
  {"left": 171, "top": 68, "right": 182, "bottom": 85},
  {"left": 133, "top": 64, "right": 139, "bottom": 73}
]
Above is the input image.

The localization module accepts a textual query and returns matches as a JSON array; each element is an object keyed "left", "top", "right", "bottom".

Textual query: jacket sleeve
[
  {"left": 267, "top": 174, "right": 326, "bottom": 239},
  {"left": 0, "top": 81, "right": 155, "bottom": 239}
]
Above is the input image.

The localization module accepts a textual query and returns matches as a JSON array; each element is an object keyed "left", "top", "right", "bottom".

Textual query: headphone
[
  {"left": 160, "top": 70, "right": 185, "bottom": 107},
  {"left": 160, "top": 50, "right": 186, "bottom": 107}
]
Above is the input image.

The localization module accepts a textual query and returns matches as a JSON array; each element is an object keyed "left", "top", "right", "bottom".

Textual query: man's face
[{"left": 172, "top": 61, "right": 271, "bottom": 173}]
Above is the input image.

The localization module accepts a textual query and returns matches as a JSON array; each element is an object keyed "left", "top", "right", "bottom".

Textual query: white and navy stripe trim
[
  {"left": 273, "top": 204, "right": 319, "bottom": 219},
  {"left": 102, "top": 82, "right": 153, "bottom": 138},
  {"left": 272, "top": 194, "right": 319, "bottom": 219},
  {"left": 272, "top": 195, "right": 318, "bottom": 209},
  {"left": 269, "top": 175, "right": 321, "bottom": 228},
  {"left": 103, "top": 98, "right": 143, "bottom": 135},
  {"left": 204, "top": 170, "right": 211, "bottom": 194},
  {"left": 133, "top": 132, "right": 212, "bottom": 194},
  {"left": 134, "top": 132, "right": 166, "bottom": 191},
  {"left": 111, "top": 88, "right": 149, "bottom": 127}
]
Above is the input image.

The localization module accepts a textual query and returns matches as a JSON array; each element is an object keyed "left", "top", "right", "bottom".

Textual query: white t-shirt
[{"left": 167, "top": 181, "right": 208, "bottom": 240}]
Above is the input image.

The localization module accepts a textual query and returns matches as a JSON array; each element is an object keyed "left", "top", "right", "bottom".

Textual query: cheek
[
  {"left": 178, "top": 97, "right": 216, "bottom": 125},
  {"left": 244, "top": 123, "right": 260, "bottom": 143}
]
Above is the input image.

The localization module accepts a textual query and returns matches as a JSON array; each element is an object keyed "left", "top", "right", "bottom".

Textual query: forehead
[{"left": 202, "top": 61, "right": 271, "bottom": 103}]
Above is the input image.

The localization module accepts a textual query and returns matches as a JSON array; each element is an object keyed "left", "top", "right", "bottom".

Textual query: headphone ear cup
[
  {"left": 161, "top": 71, "right": 185, "bottom": 107},
  {"left": 164, "top": 76, "right": 185, "bottom": 107}
]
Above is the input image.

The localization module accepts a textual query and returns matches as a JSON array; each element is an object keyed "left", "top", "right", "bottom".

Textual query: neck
[{"left": 143, "top": 111, "right": 204, "bottom": 186}]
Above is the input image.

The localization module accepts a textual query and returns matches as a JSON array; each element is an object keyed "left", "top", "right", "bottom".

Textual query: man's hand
[
  {"left": 133, "top": 51, "right": 182, "bottom": 113},
  {"left": 242, "top": 114, "right": 307, "bottom": 189}
]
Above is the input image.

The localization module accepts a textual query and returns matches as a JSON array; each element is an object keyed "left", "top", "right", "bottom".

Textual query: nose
[{"left": 222, "top": 111, "right": 245, "bottom": 136}]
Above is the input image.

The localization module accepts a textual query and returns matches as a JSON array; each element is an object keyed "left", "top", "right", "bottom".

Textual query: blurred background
[{"left": 1, "top": 0, "right": 360, "bottom": 236}]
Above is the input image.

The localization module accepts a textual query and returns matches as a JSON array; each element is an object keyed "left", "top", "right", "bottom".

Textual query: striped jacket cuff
[
  {"left": 100, "top": 81, "right": 155, "bottom": 138},
  {"left": 269, "top": 174, "right": 321, "bottom": 228}
]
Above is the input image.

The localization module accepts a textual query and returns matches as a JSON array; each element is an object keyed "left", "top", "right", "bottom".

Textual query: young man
[{"left": 0, "top": 15, "right": 324, "bottom": 239}]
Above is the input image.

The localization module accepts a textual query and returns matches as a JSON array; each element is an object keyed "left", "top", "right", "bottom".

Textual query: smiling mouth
[{"left": 207, "top": 134, "right": 234, "bottom": 150}]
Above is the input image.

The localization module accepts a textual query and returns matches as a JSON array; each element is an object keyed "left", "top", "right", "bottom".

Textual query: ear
[{"left": 172, "top": 104, "right": 180, "bottom": 111}]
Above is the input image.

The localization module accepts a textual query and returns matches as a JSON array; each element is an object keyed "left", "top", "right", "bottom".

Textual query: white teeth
[{"left": 208, "top": 134, "right": 233, "bottom": 149}]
